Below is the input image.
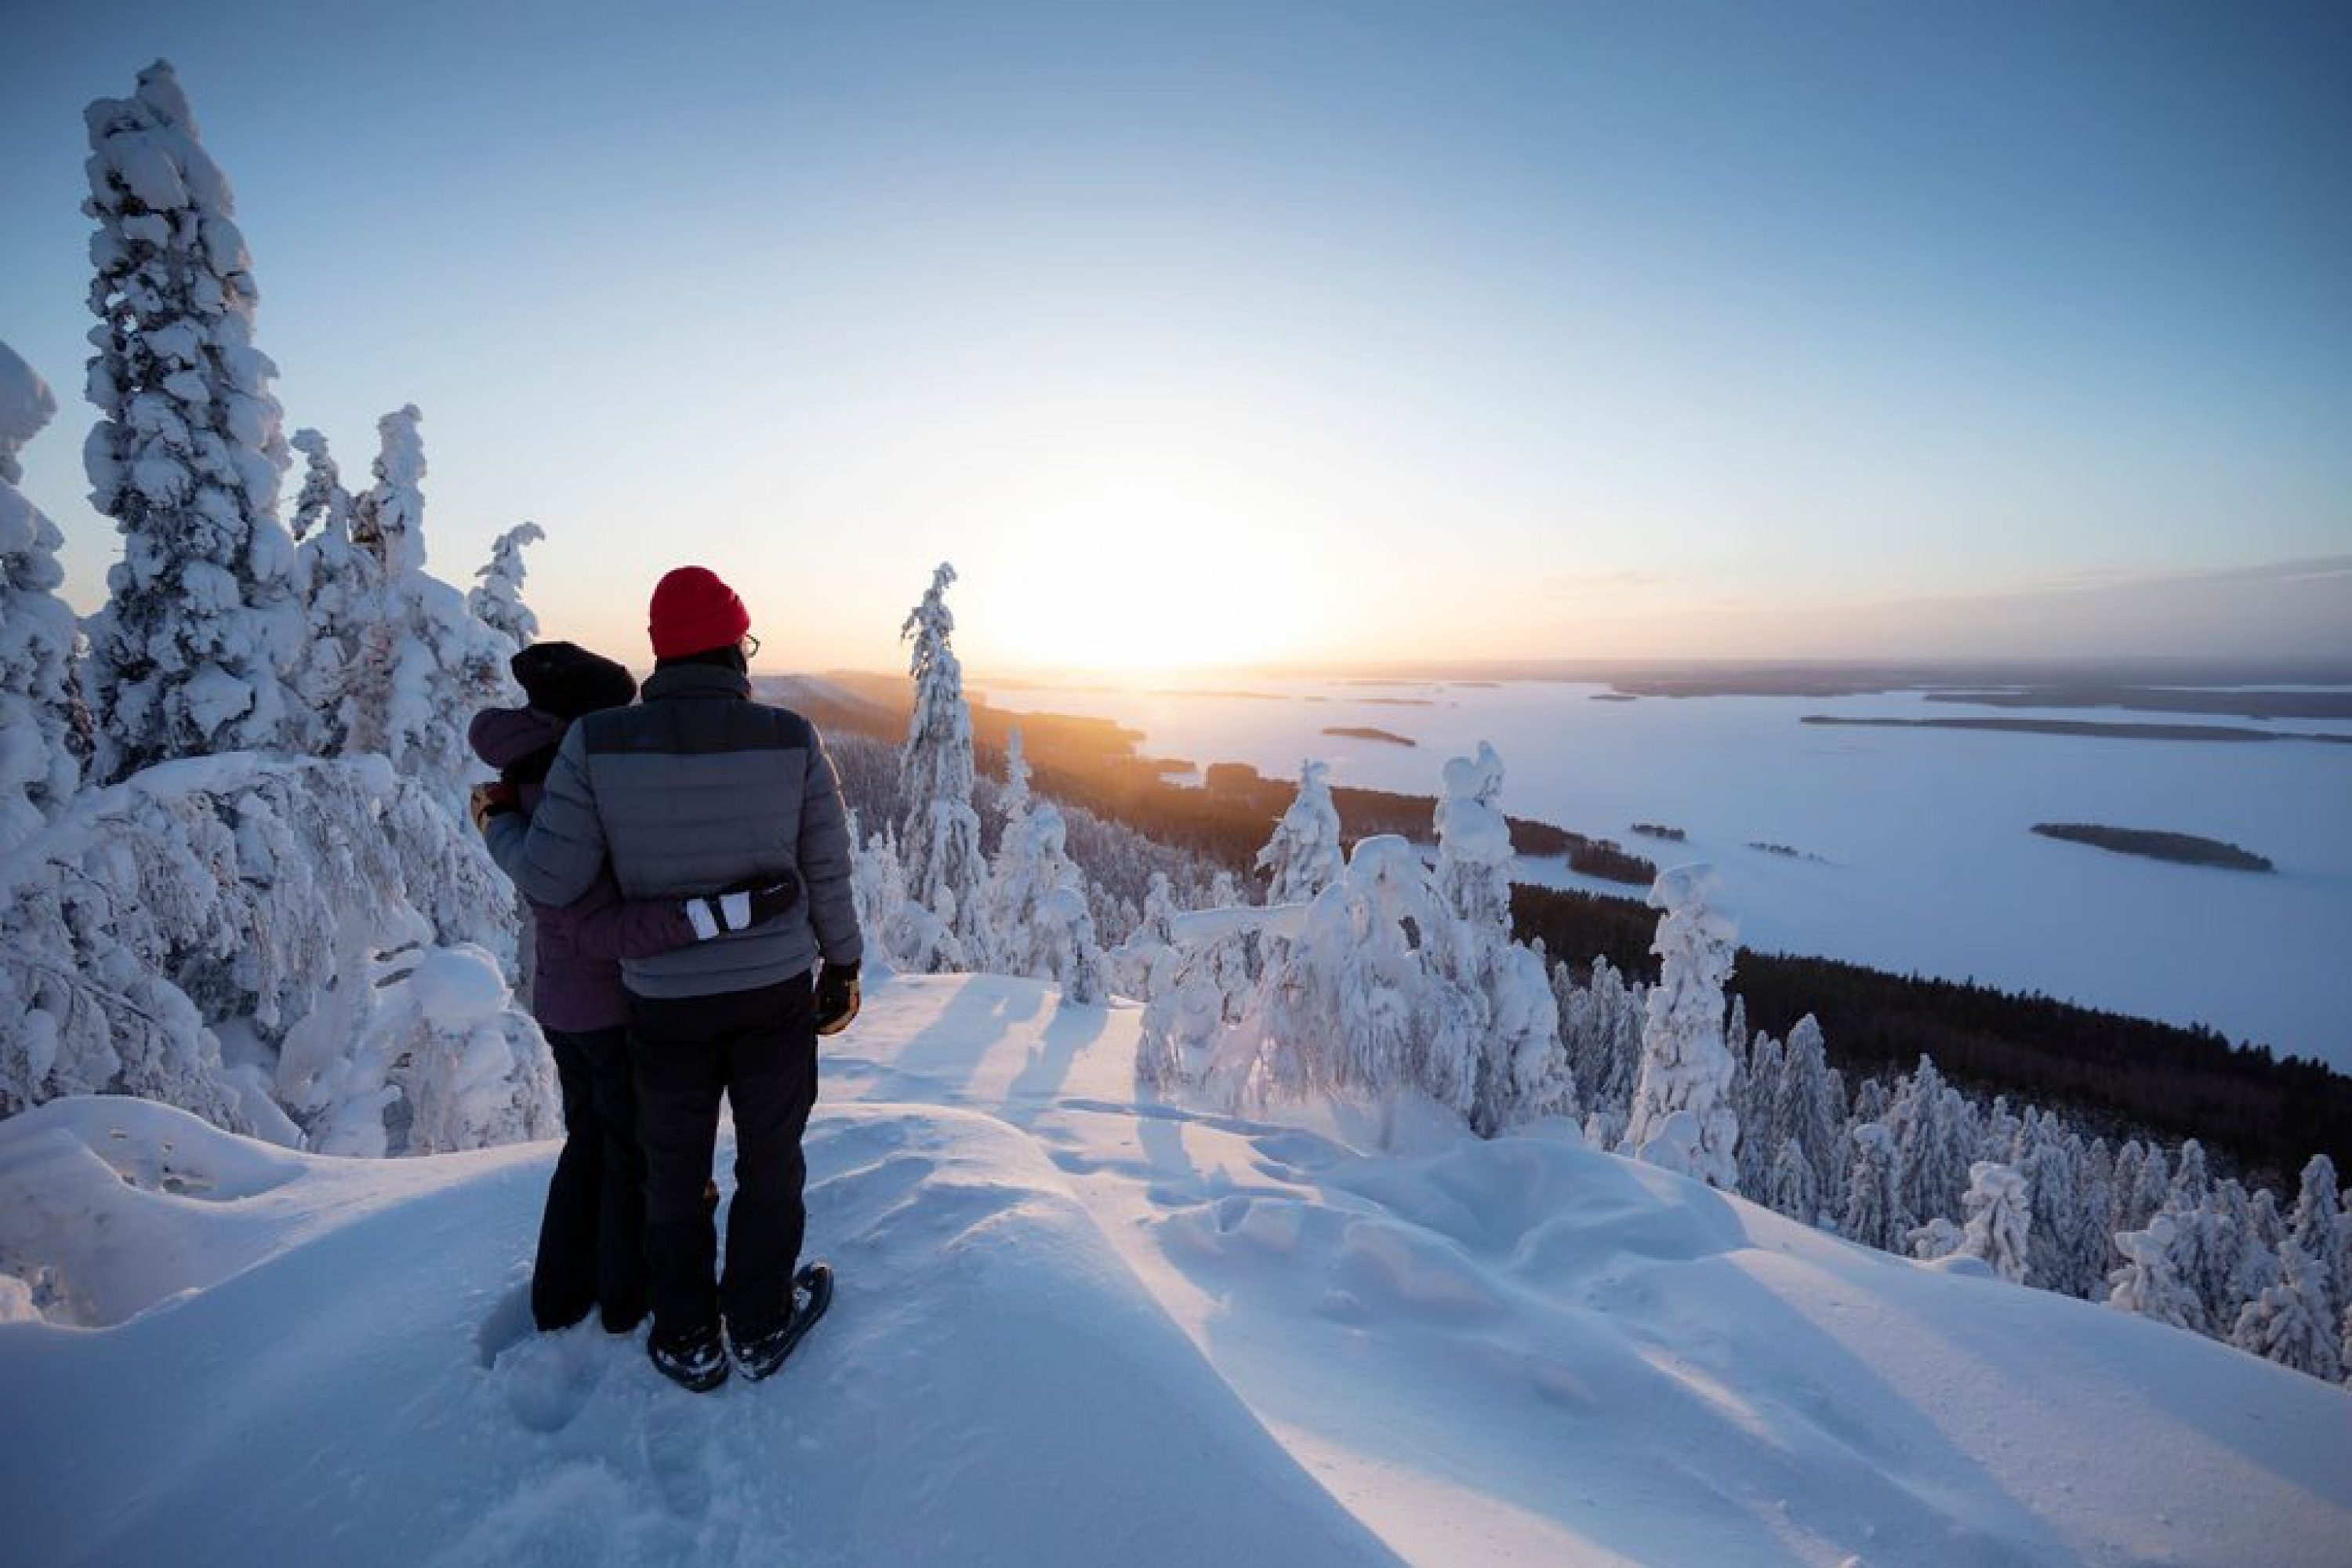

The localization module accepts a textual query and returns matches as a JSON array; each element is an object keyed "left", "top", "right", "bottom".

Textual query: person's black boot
[
  {"left": 648, "top": 1323, "right": 730, "bottom": 1392},
  {"left": 731, "top": 1262, "right": 833, "bottom": 1381}
]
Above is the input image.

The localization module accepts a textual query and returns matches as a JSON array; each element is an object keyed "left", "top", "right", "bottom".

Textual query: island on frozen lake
[{"left": 2031, "top": 823, "right": 2275, "bottom": 872}]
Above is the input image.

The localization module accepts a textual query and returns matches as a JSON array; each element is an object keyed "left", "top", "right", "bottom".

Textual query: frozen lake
[{"left": 980, "top": 677, "right": 2352, "bottom": 1073}]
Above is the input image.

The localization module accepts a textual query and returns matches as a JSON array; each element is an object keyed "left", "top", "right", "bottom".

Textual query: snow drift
[{"left": 4, "top": 974, "right": 2346, "bottom": 1566}]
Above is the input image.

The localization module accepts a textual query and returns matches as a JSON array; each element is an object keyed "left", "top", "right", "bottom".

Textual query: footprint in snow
[
  {"left": 640, "top": 1396, "right": 717, "bottom": 1519},
  {"left": 499, "top": 1327, "right": 608, "bottom": 1435},
  {"left": 473, "top": 1281, "right": 535, "bottom": 1370}
]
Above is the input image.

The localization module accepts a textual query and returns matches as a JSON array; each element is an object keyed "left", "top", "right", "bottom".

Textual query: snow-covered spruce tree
[
  {"left": 1736, "top": 1029, "right": 1785, "bottom": 1196},
  {"left": 79, "top": 61, "right": 302, "bottom": 782},
  {"left": 897, "top": 563, "right": 985, "bottom": 965},
  {"left": 1959, "top": 1161, "right": 2033, "bottom": 1284},
  {"left": 2016, "top": 1112, "right": 2092, "bottom": 1298},
  {"left": 2230, "top": 1240, "right": 2343, "bottom": 1383},
  {"left": 2070, "top": 1138, "right": 2120, "bottom": 1301},
  {"left": 2107, "top": 1212, "right": 2201, "bottom": 1330},
  {"left": 1842, "top": 1121, "right": 1908, "bottom": 1252},
  {"left": 840, "top": 808, "right": 960, "bottom": 975},
  {"left": 1620, "top": 864, "right": 1740, "bottom": 1187},
  {"left": 467, "top": 521, "right": 543, "bottom": 649},
  {"left": 2288, "top": 1154, "right": 2347, "bottom": 1318},
  {"left": 1766, "top": 1134, "right": 1818, "bottom": 1225},
  {"left": 1893, "top": 1057, "right": 1975, "bottom": 1229},
  {"left": 1556, "top": 953, "right": 1642, "bottom": 1138},
  {"left": 2234, "top": 1188, "right": 2287, "bottom": 1312},
  {"left": 1137, "top": 872, "right": 1259, "bottom": 1095},
  {"left": 1254, "top": 835, "right": 1479, "bottom": 1122},
  {"left": 0, "top": 753, "right": 556, "bottom": 1151},
  {"left": 0, "top": 343, "right": 85, "bottom": 850},
  {"left": 286, "top": 427, "right": 373, "bottom": 753},
  {"left": 1257, "top": 759, "right": 1344, "bottom": 903},
  {"left": 1109, "top": 869, "right": 1181, "bottom": 1000},
  {"left": 2122, "top": 1141, "right": 2172, "bottom": 1236},
  {"left": 1431, "top": 742, "right": 1573, "bottom": 1134},
  {"left": 975, "top": 731, "right": 1107, "bottom": 1003},
  {"left": 336, "top": 407, "right": 515, "bottom": 815}
]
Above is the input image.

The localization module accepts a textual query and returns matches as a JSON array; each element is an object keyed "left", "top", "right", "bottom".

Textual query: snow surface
[{"left": 5, "top": 974, "right": 2347, "bottom": 1566}]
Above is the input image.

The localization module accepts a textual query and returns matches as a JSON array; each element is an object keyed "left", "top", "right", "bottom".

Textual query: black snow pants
[
  {"left": 532, "top": 1025, "right": 650, "bottom": 1334},
  {"left": 628, "top": 975, "right": 818, "bottom": 1345}
]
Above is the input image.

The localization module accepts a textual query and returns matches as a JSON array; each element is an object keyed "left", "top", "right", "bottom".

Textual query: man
[{"left": 483, "top": 565, "right": 862, "bottom": 1392}]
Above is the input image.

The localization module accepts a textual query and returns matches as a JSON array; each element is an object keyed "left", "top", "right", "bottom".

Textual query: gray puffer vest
[{"left": 486, "top": 662, "right": 863, "bottom": 999}]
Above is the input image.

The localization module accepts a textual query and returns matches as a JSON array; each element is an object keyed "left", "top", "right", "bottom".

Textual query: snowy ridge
[{"left": 5, "top": 974, "right": 2347, "bottom": 1566}]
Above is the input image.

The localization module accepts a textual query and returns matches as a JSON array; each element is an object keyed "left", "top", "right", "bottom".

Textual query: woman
[{"left": 470, "top": 640, "right": 793, "bottom": 1334}]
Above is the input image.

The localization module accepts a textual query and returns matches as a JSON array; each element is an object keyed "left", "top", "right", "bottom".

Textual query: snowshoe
[
  {"left": 648, "top": 1324, "right": 730, "bottom": 1392},
  {"left": 731, "top": 1261, "right": 833, "bottom": 1381}
]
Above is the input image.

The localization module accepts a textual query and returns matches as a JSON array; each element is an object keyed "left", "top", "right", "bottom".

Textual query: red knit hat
[{"left": 648, "top": 566, "right": 751, "bottom": 659}]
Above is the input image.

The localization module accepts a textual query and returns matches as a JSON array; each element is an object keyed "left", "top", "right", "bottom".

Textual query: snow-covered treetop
[
  {"left": 1649, "top": 862, "right": 1737, "bottom": 946},
  {"left": 467, "top": 521, "right": 544, "bottom": 649},
  {"left": 902, "top": 561, "right": 958, "bottom": 662},
  {"left": 288, "top": 428, "right": 345, "bottom": 543},
  {"left": 0, "top": 342, "right": 57, "bottom": 485},
  {"left": 1257, "top": 759, "right": 1344, "bottom": 904},
  {"left": 353, "top": 405, "right": 426, "bottom": 575},
  {"left": 1435, "top": 741, "right": 1512, "bottom": 868}
]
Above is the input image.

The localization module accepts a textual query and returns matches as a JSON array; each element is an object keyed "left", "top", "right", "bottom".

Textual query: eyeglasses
[{"left": 741, "top": 633, "right": 761, "bottom": 660}]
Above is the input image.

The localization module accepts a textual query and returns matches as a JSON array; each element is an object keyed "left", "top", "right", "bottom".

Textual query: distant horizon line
[{"left": 740, "top": 652, "right": 2352, "bottom": 688}]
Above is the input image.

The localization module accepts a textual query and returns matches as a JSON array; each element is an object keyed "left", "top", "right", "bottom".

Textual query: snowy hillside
[{"left": 5, "top": 974, "right": 2345, "bottom": 1567}]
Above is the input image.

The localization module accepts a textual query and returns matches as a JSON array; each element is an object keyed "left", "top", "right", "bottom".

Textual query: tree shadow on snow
[
  {"left": 884, "top": 981, "right": 1038, "bottom": 1095},
  {"left": 1000, "top": 1004, "right": 1109, "bottom": 1126}
]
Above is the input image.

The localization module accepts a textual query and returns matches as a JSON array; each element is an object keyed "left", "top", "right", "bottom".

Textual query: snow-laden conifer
[
  {"left": 1842, "top": 1121, "right": 1907, "bottom": 1251},
  {"left": 1558, "top": 953, "right": 1642, "bottom": 1128},
  {"left": 1109, "top": 870, "right": 1181, "bottom": 1001},
  {"left": 2171, "top": 1138, "right": 2213, "bottom": 1208},
  {"left": 2231, "top": 1240, "right": 2343, "bottom": 1383},
  {"left": 1137, "top": 872, "right": 1258, "bottom": 1094},
  {"left": 2234, "top": 1189, "right": 2287, "bottom": 1309},
  {"left": 1737, "top": 1030, "right": 1785, "bottom": 1195},
  {"left": 2288, "top": 1154, "right": 2346, "bottom": 1318},
  {"left": 897, "top": 563, "right": 985, "bottom": 964},
  {"left": 1777, "top": 1014, "right": 1846, "bottom": 1204},
  {"left": 851, "top": 815, "right": 960, "bottom": 975},
  {"left": 1252, "top": 835, "right": 1479, "bottom": 1121},
  {"left": 975, "top": 731, "right": 1107, "bottom": 1003},
  {"left": 1430, "top": 742, "right": 1573, "bottom": 1133},
  {"left": 79, "top": 61, "right": 302, "bottom": 780},
  {"left": 1893, "top": 1057, "right": 1973, "bottom": 1228},
  {"left": 2016, "top": 1115, "right": 2090, "bottom": 1298},
  {"left": 0, "top": 343, "right": 85, "bottom": 849},
  {"left": 467, "top": 521, "right": 543, "bottom": 649},
  {"left": 1959, "top": 1160, "right": 2033, "bottom": 1284},
  {"left": 2123, "top": 1142, "right": 2172, "bottom": 1235},
  {"left": 0, "top": 753, "right": 554, "bottom": 1150},
  {"left": 286, "top": 428, "right": 372, "bottom": 753},
  {"left": 1766, "top": 1134, "right": 1818, "bottom": 1224},
  {"left": 334, "top": 408, "right": 514, "bottom": 815},
  {"left": 1621, "top": 864, "right": 1739, "bottom": 1187},
  {"left": 1257, "top": 760, "right": 1343, "bottom": 904},
  {"left": 2108, "top": 1213, "right": 2201, "bottom": 1330}
]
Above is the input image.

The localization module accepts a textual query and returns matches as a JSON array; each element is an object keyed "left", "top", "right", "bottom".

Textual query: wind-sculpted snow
[
  {"left": 0, "top": 1081, "right": 1396, "bottom": 1566},
  {"left": 4, "top": 975, "right": 2347, "bottom": 1566}
]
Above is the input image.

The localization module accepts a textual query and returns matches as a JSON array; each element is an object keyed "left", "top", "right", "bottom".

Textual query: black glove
[
  {"left": 815, "top": 961, "right": 861, "bottom": 1036},
  {"left": 681, "top": 877, "right": 799, "bottom": 942}
]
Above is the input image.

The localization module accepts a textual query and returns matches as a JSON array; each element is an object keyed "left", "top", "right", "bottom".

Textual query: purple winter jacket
[{"left": 469, "top": 706, "right": 695, "bottom": 1032}]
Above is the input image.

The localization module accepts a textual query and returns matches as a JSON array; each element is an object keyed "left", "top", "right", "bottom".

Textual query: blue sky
[{"left": 4, "top": 2, "right": 2347, "bottom": 670}]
